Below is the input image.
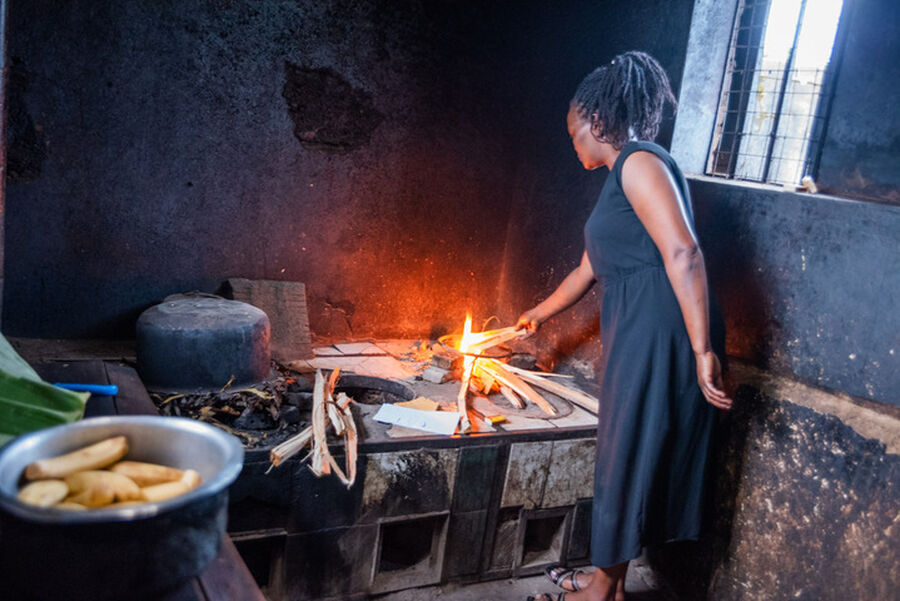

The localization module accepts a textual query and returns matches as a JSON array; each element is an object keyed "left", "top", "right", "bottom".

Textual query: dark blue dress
[{"left": 585, "top": 140, "right": 718, "bottom": 567}]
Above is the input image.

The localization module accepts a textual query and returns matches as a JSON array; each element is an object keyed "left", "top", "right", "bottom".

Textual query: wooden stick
[
  {"left": 340, "top": 394, "right": 358, "bottom": 488},
  {"left": 499, "top": 384, "right": 526, "bottom": 409},
  {"left": 481, "top": 371, "right": 496, "bottom": 394},
  {"left": 504, "top": 365, "right": 599, "bottom": 414},
  {"left": 479, "top": 360, "right": 557, "bottom": 416},
  {"left": 325, "top": 369, "right": 345, "bottom": 435},
  {"left": 269, "top": 426, "right": 313, "bottom": 468},
  {"left": 457, "top": 361, "right": 474, "bottom": 433},
  {"left": 467, "top": 328, "right": 527, "bottom": 354},
  {"left": 310, "top": 370, "right": 331, "bottom": 476}
]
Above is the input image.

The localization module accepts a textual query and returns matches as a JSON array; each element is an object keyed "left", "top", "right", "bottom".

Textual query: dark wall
[
  {"left": 2, "top": 0, "right": 696, "bottom": 342},
  {"left": 692, "top": 179, "right": 900, "bottom": 406},
  {"left": 491, "top": 0, "right": 696, "bottom": 365},
  {"left": 817, "top": 0, "right": 900, "bottom": 203},
  {"left": 3, "top": 1, "right": 524, "bottom": 338}
]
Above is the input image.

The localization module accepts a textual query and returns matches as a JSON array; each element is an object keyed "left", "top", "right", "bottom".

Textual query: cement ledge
[{"left": 730, "top": 362, "right": 900, "bottom": 454}]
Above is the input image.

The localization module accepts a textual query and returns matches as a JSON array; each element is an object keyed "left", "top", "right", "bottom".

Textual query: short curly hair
[{"left": 572, "top": 51, "right": 676, "bottom": 150}]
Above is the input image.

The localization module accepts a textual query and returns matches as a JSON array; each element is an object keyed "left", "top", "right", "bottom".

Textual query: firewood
[
  {"left": 499, "top": 385, "right": 526, "bottom": 409},
  {"left": 268, "top": 426, "right": 313, "bottom": 468},
  {"left": 481, "top": 371, "right": 496, "bottom": 394},
  {"left": 431, "top": 345, "right": 463, "bottom": 371},
  {"left": 310, "top": 370, "right": 331, "bottom": 476},
  {"left": 503, "top": 364, "right": 599, "bottom": 413},
  {"left": 324, "top": 368, "right": 346, "bottom": 435},
  {"left": 466, "top": 327, "right": 527, "bottom": 354},
  {"left": 457, "top": 361, "right": 474, "bottom": 433},
  {"left": 340, "top": 399, "right": 358, "bottom": 488},
  {"left": 479, "top": 360, "right": 557, "bottom": 416}
]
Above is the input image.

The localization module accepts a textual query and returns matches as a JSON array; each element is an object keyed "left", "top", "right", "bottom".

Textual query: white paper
[{"left": 372, "top": 404, "right": 460, "bottom": 436}]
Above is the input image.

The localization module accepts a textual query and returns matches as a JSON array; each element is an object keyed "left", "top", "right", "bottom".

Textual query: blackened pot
[{"left": 0, "top": 416, "right": 244, "bottom": 601}]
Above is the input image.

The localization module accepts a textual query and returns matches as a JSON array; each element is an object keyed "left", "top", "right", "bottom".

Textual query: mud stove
[{"left": 226, "top": 358, "right": 598, "bottom": 601}]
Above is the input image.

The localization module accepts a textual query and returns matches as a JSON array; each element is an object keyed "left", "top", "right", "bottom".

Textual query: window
[{"left": 707, "top": 0, "right": 844, "bottom": 186}]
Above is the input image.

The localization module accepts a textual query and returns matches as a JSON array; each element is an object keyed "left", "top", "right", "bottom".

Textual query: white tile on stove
[
  {"left": 313, "top": 346, "right": 343, "bottom": 356},
  {"left": 548, "top": 404, "right": 598, "bottom": 429},
  {"left": 372, "top": 339, "right": 423, "bottom": 357},
  {"left": 496, "top": 412, "right": 552, "bottom": 432},
  {"left": 333, "top": 341, "right": 385, "bottom": 355}
]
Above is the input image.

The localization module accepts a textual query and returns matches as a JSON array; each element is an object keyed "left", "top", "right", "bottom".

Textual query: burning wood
[
  {"left": 477, "top": 359, "right": 557, "bottom": 416},
  {"left": 451, "top": 314, "right": 599, "bottom": 425},
  {"left": 503, "top": 364, "right": 599, "bottom": 413},
  {"left": 268, "top": 369, "right": 359, "bottom": 488}
]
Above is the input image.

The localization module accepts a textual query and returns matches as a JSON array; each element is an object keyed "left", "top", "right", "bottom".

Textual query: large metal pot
[{"left": 0, "top": 416, "right": 244, "bottom": 601}]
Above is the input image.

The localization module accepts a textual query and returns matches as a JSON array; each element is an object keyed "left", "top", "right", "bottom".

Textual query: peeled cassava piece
[
  {"left": 17, "top": 480, "right": 69, "bottom": 507},
  {"left": 65, "top": 470, "right": 142, "bottom": 503},
  {"left": 24, "top": 436, "right": 128, "bottom": 480},
  {"left": 17, "top": 435, "right": 203, "bottom": 511},
  {"left": 67, "top": 481, "right": 115, "bottom": 508},
  {"left": 109, "top": 460, "right": 184, "bottom": 487},
  {"left": 140, "top": 481, "right": 192, "bottom": 503}
]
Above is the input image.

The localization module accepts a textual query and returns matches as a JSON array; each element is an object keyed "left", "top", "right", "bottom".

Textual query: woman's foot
[
  {"left": 544, "top": 565, "right": 592, "bottom": 592},
  {"left": 540, "top": 562, "right": 627, "bottom": 601}
]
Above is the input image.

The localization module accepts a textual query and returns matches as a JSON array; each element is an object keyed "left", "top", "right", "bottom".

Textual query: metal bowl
[{"left": 0, "top": 416, "right": 244, "bottom": 601}]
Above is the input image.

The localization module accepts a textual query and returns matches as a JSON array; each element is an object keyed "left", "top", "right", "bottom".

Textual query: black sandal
[
  {"left": 544, "top": 564, "right": 585, "bottom": 592},
  {"left": 527, "top": 594, "right": 566, "bottom": 601}
]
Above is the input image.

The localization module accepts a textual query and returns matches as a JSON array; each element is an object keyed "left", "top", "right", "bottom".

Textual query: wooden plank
[
  {"left": 34, "top": 360, "right": 116, "bottom": 418},
  {"left": 227, "top": 278, "right": 312, "bottom": 361},
  {"left": 197, "top": 536, "right": 267, "bottom": 601},
  {"left": 105, "top": 363, "right": 159, "bottom": 416}
]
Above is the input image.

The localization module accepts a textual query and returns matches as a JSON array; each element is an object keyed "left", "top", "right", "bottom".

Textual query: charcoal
[
  {"left": 234, "top": 407, "right": 277, "bottom": 430},
  {"left": 281, "top": 405, "right": 301, "bottom": 425},
  {"left": 508, "top": 353, "right": 538, "bottom": 370},
  {"left": 285, "top": 391, "right": 314, "bottom": 410}
]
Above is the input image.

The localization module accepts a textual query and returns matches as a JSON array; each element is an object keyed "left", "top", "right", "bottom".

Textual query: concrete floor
[{"left": 373, "top": 556, "right": 676, "bottom": 601}]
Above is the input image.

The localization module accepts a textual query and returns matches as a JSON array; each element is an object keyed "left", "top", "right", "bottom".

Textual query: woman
[{"left": 517, "top": 51, "right": 732, "bottom": 601}]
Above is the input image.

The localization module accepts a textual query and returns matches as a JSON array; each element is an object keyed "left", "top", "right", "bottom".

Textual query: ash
[{"left": 150, "top": 364, "right": 316, "bottom": 449}]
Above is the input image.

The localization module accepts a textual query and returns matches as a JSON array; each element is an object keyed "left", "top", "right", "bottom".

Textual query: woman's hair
[{"left": 572, "top": 51, "right": 676, "bottom": 150}]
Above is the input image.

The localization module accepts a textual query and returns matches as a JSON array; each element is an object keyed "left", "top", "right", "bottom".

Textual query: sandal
[
  {"left": 527, "top": 594, "right": 566, "bottom": 601},
  {"left": 544, "top": 564, "right": 586, "bottom": 592}
]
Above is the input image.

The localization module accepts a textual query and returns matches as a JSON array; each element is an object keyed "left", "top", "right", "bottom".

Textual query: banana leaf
[{"left": 0, "top": 335, "right": 89, "bottom": 446}]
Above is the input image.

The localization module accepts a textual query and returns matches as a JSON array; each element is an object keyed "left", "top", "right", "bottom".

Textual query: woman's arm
[
  {"left": 621, "top": 151, "right": 732, "bottom": 410},
  {"left": 516, "top": 250, "right": 596, "bottom": 333}
]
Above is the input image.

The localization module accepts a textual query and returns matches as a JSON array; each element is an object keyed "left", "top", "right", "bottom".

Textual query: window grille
[{"left": 707, "top": 0, "right": 844, "bottom": 186}]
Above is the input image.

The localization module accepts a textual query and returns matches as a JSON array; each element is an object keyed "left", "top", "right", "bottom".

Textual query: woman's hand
[
  {"left": 515, "top": 310, "right": 543, "bottom": 337},
  {"left": 695, "top": 351, "right": 733, "bottom": 410}
]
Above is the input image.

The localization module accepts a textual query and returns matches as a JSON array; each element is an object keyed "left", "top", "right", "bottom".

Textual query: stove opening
[
  {"left": 521, "top": 509, "right": 569, "bottom": 568},
  {"left": 335, "top": 374, "right": 416, "bottom": 405},
  {"left": 378, "top": 515, "right": 443, "bottom": 572}
]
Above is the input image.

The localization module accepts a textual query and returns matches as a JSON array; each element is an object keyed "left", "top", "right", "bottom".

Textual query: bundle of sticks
[
  {"left": 267, "top": 369, "right": 359, "bottom": 488},
  {"left": 454, "top": 326, "right": 599, "bottom": 432}
]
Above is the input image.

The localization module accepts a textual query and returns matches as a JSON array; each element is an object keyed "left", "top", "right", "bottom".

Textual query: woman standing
[{"left": 518, "top": 51, "right": 732, "bottom": 601}]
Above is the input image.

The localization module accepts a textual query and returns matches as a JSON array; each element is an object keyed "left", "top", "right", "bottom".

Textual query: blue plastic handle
[{"left": 54, "top": 383, "right": 119, "bottom": 396}]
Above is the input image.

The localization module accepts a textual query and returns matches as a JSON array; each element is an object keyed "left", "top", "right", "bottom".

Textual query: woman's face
[{"left": 566, "top": 104, "right": 606, "bottom": 170}]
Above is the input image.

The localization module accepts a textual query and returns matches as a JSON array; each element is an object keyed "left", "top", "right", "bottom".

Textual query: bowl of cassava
[{"left": 0, "top": 415, "right": 244, "bottom": 601}]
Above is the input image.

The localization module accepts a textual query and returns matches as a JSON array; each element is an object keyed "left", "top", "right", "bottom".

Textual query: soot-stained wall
[
  {"left": 490, "top": 0, "right": 696, "bottom": 367},
  {"left": 692, "top": 180, "right": 900, "bottom": 406},
  {"left": 3, "top": 1, "right": 527, "bottom": 338},
  {"left": 3, "top": 0, "right": 697, "bottom": 343}
]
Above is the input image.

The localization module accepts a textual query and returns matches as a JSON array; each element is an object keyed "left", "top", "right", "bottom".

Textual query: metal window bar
[
  {"left": 706, "top": 0, "right": 841, "bottom": 186},
  {"left": 707, "top": 0, "right": 771, "bottom": 179}
]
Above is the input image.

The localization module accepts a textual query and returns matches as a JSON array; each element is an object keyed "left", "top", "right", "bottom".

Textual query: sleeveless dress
[{"left": 584, "top": 140, "right": 719, "bottom": 567}]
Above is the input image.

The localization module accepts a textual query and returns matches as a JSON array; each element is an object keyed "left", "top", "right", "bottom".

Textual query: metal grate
[{"left": 707, "top": 0, "right": 844, "bottom": 187}]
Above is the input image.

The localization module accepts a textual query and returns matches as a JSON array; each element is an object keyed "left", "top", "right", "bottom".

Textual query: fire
[
  {"left": 458, "top": 313, "right": 476, "bottom": 364},
  {"left": 452, "top": 314, "right": 597, "bottom": 435},
  {"left": 454, "top": 314, "right": 531, "bottom": 433}
]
